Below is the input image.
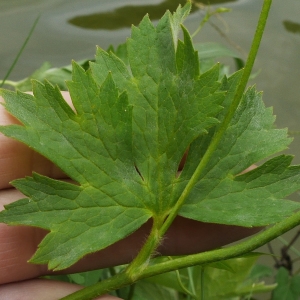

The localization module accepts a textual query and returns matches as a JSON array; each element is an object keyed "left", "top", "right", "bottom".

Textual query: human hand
[{"left": 0, "top": 92, "right": 260, "bottom": 299}]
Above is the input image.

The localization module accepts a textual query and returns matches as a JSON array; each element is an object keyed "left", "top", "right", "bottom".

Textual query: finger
[
  {"left": 0, "top": 187, "right": 260, "bottom": 284},
  {"left": 0, "top": 188, "right": 152, "bottom": 284},
  {"left": 0, "top": 94, "right": 68, "bottom": 189},
  {"left": 0, "top": 279, "right": 120, "bottom": 300}
]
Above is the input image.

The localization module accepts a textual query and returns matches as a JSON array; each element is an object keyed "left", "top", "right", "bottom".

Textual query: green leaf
[
  {"left": 178, "top": 82, "right": 300, "bottom": 226},
  {"left": 248, "top": 263, "right": 274, "bottom": 281},
  {"left": 194, "top": 42, "right": 241, "bottom": 60},
  {"left": 2, "top": 59, "right": 91, "bottom": 92},
  {"left": 0, "top": 2, "right": 223, "bottom": 270},
  {"left": 146, "top": 257, "right": 276, "bottom": 299},
  {"left": 144, "top": 267, "right": 188, "bottom": 294},
  {"left": 130, "top": 281, "right": 177, "bottom": 300},
  {"left": 68, "top": 269, "right": 104, "bottom": 286},
  {"left": 195, "top": 256, "right": 276, "bottom": 299},
  {"left": 272, "top": 267, "right": 300, "bottom": 300},
  {"left": 107, "top": 43, "right": 128, "bottom": 66}
]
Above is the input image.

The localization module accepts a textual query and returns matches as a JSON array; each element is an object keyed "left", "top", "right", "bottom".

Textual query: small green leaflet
[
  {"left": 0, "top": 2, "right": 300, "bottom": 271},
  {"left": 272, "top": 267, "right": 300, "bottom": 300}
]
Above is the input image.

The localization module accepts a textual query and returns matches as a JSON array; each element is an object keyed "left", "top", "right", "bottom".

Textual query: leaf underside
[{"left": 0, "top": 3, "right": 300, "bottom": 270}]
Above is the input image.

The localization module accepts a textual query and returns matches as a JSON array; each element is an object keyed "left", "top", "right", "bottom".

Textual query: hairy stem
[
  {"left": 141, "top": 210, "right": 300, "bottom": 278},
  {"left": 60, "top": 218, "right": 163, "bottom": 300},
  {"left": 124, "top": 218, "right": 162, "bottom": 280},
  {"left": 61, "top": 208, "right": 300, "bottom": 300}
]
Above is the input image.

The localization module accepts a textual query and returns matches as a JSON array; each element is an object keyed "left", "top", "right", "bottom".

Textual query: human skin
[{"left": 0, "top": 93, "right": 260, "bottom": 299}]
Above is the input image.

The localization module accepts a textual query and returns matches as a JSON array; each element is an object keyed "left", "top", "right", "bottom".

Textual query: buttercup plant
[{"left": 1, "top": 0, "right": 300, "bottom": 299}]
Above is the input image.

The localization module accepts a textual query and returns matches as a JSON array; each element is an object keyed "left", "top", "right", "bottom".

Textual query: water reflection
[
  {"left": 200, "top": 0, "right": 237, "bottom": 3},
  {"left": 283, "top": 20, "right": 300, "bottom": 35},
  {"left": 68, "top": 0, "right": 237, "bottom": 30}
]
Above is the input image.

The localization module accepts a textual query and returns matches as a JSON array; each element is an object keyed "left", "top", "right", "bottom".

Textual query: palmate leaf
[
  {"left": 0, "top": 3, "right": 223, "bottom": 270},
  {"left": 0, "top": 2, "right": 300, "bottom": 273}
]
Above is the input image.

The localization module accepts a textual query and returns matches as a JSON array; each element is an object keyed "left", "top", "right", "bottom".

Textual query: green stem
[
  {"left": 191, "top": 6, "right": 230, "bottom": 39},
  {"left": 174, "top": 268, "right": 197, "bottom": 299},
  {"left": 0, "top": 80, "right": 18, "bottom": 87},
  {"left": 60, "top": 219, "right": 162, "bottom": 300},
  {"left": 159, "top": 0, "right": 273, "bottom": 238},
  {"left": 124, "top": 218, "right": 162, "bottom": 280},
  {"left": 0, "top": 16, "right": 40, "bottom": 88},
  {"left": 191, "top": 10, "right": 210, "bottom": 38},
  {"left": 141, "top": 210, "right": 300, "bottom": 278},
  {"left": 61, "top": 209, "right": 300, "bottom": 300}
]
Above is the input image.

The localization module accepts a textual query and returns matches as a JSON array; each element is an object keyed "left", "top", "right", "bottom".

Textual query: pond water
[{"left": 1, "top": 0, "right": 300, "bottom": 290}]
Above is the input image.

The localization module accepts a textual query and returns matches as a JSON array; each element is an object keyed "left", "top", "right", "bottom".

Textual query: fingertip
[{"left": 0, "top": 279, "right": 121, "bottom": 300}]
